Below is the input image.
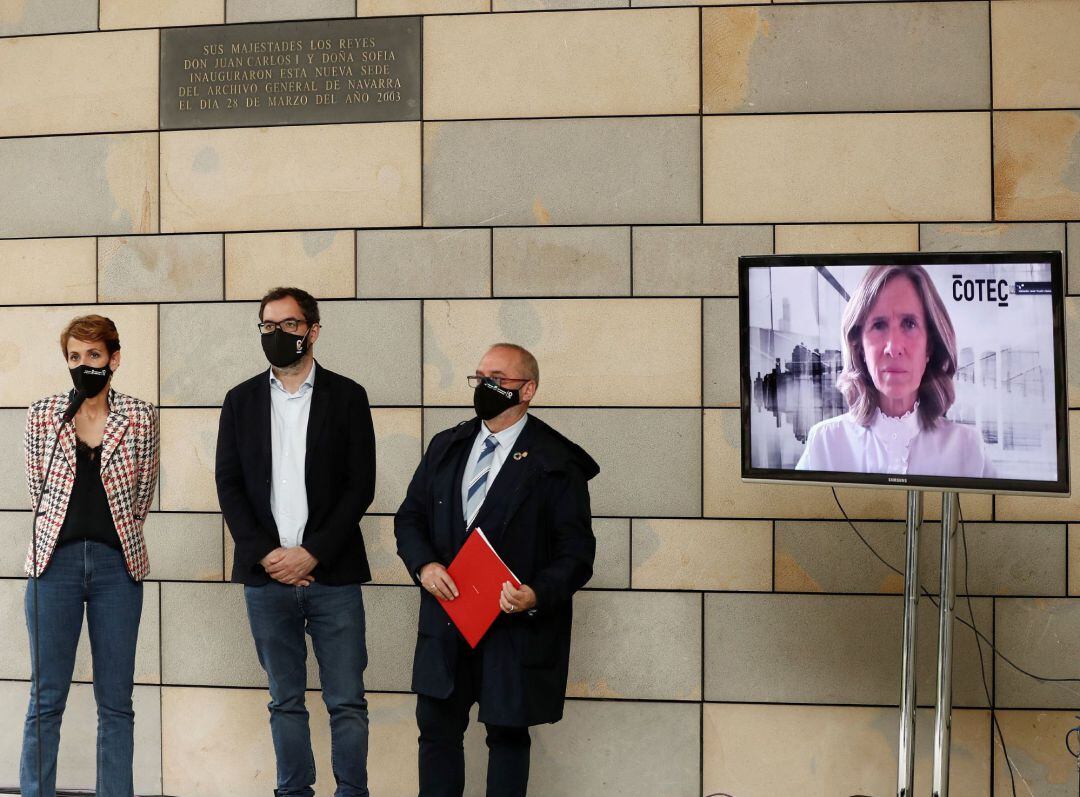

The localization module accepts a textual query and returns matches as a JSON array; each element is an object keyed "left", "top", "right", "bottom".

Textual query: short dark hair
[{"left": 259, "top": 287, "right": 320, "bottom": 325}]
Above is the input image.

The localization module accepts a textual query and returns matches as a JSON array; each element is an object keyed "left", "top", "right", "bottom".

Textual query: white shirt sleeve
[{"left": 795, "top": 426, "right": 818, "bottom": 470}]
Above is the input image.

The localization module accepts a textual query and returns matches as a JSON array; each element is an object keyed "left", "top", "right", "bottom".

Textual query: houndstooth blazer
[{"left": 24, "top": 389, "right": 159, "bottom": 580}]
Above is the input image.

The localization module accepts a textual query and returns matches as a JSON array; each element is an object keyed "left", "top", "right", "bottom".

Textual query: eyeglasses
[
  {"left": 257, "top": 318, "right": 308, "bottom": 335},
  {"left": 467, "top": 375, "right": 531, "bottom": 389}
]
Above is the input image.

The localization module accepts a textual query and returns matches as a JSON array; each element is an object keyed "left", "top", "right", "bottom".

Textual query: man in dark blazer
[
  {"left": 395, "top": 343, "right": 598, "bottom": 797},
  {"left": 216, "top": 286, "right": 376, "bottom": 797}
]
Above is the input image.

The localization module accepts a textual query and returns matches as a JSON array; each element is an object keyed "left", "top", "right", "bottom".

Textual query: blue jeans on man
[
  {"left": 20, "top": 540, "right": 143, "bottom": 797},
  {"left": 245, "top": 580, "right": 369, "bottom": 797}
]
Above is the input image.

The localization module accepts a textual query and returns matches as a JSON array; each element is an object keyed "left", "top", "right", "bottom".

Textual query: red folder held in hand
[{"left": 440, "top": 528, "right": 521, "bottom": 648}]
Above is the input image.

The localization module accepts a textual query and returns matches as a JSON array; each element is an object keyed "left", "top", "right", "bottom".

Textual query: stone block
[
  {"left": 226, "top": 0, "right": 354, "bottom": 22},
  {"left": 357, "top": 228, "right": 490, "bottom": 298},
  {"left": 0, "top": 133, "right": 158, "bottom": 238},
  {"left": 704, "top": 593, "right": 993, "bottom": 706},
  {"left": 161, "top": 123, "right": 421, "bottom": 232},
  {"left": 423, "top": 298, "right": 700, "bottom": 406},
  {"left": 631, "top": 518, "right": 771, "bottom": 591},
  {"left": 145, "top": 513, "right": 225, "bottom": 582},
  {"left": 226, "top": 230, "right": 354, "bottom": 300},
  {"left": 994, "top": 111, "right": 1080, "bottom": 221},
  {"left": 493, "top": 227, "right": 630, "bottom": 297},
  {"left": 704, "top": 113, "right": 991, "bottom": 223},
  {"left": 159, "top": 408, "right": 220, "bottom": 512},
  {"left": 703, "top": 4, "right": 988, "bottom": 113},
  {"left": 703, "top": 298, "right": 738, "bottom": 406},
  {"left": 995, "top": 598, "right": 1080, "bottom": 707},
  {"left": 424, "top": 117, "right": 700, "bottom": 226},
  {"left": 0, "top": 30, "right": 156, "bottom": 137},
  {"left": 775, "top": 224, "right": 919, "bottom": 255},
  {"left": 568, "top": 590, "right": 700, "bottom": 700},
  {"left": 425, "top": 8, "right": 697, "bottom": 118},
  {"left": 0, "top": 238, "right": 96, "bottom": 305},
  {"left": 0, "top": 0, "right": 97, "bottom": 35},
  {"left": 992, "top": 0, "right": 1080, "bottom": 109},
  {"left": 704, "top": 704, "right": 989, "bottom": 797},
  {"left": 632, "top": 224, "right": 772, "bottom": 296},
  {"left": 100, "top": 0, "right": 223, "bottom": 28},
  {"left": 99, "top": 234, "right": 223, "bottom": 302}
]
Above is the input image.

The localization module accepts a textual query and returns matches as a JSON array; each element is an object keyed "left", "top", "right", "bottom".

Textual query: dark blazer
[
  {"left": 395, "top": 414, "right": 598, "bottom": 727},
  {"left": 216, "top": 362, "right": 376, "bottom": 586}
]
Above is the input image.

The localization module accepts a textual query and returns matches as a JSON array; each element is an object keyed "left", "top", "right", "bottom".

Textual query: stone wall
[{"left": 1, "top": 1, "right": 1079, "bottom": 794}]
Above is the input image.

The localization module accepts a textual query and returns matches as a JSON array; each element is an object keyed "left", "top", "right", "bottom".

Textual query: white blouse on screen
[{"left": 795, "top": 404, "right": 992, "bottom": 478}]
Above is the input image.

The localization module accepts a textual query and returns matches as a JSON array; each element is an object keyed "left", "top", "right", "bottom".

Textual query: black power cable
[
  {"left": 957, "top": 502, "right": 1017, "bottom": 797},
  {"left": 831, "top": 489, "right": 1080, "bottom": 686},
  {"left": 827, "top": 487, "right": 1080, "bottom": 796},
  {"left": 28, "top": 421, "right": 67, "bottom": 796},
  {"left": 1065, "top": 716, "right": 1080, "bottom": 797}
]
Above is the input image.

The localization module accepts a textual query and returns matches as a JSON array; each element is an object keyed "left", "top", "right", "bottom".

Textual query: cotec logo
[{"left": 951, "top": 274, "right": 1009, "bottom": 307}]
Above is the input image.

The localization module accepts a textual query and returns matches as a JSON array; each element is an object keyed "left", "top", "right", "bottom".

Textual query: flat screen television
[{"left": 739, "top": 251, "right": 1069, "bottom": 495}]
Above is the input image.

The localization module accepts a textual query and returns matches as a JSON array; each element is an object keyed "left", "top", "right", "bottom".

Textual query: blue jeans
[
  {"left": 20, "top": 540, "right": 143, "bottom": 797},
  {"left": 245, "top": 581, "right": 369, "bottom": 797}
]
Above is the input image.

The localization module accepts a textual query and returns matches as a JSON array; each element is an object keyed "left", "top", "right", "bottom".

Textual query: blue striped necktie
[{"left": 465, "top": 434, "right": 498, "bottom": 529}]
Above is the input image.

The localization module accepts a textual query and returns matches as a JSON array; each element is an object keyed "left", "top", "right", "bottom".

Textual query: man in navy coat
[{"left": 395, "top": 343, "right": 598, "bottom": 797}]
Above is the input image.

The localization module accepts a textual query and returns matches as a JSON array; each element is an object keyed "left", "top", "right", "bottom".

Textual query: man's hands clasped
[{"left": 261, "top": 546, "right": 318, "bottom": 586}]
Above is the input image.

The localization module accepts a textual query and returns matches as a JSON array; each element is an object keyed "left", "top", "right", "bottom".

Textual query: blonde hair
[{"left": 837, "top": 265, "right": 957, "bottom": 430}]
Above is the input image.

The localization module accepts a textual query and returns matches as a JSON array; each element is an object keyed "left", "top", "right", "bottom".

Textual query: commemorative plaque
[{"left": 160, "top": 16, "right": 420, "bottom": 130}]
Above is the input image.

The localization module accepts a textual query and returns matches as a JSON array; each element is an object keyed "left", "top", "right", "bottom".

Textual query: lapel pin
[{"left": 513, "top": 451, "right": 528, "bottom": 461}]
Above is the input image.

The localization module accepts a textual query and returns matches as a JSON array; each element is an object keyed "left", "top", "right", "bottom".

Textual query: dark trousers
[
  {"left": 245, "top": 581, "right": 369, "bottom": 797},
  {"left": 416, "top": 640, "right": 531, "bottom": 797}
]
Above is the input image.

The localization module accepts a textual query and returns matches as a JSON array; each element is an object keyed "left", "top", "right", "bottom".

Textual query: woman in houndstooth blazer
[{"left": 20, "top": 315, "right": 159, "bottom": 797}]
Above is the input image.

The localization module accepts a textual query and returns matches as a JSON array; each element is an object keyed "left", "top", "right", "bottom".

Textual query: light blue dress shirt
[
  {"left": 269, "top": 361, "right": 316, "bottom": 548},
  {"left": 461, "top": 413, "right": 529, "bottom": 525}
]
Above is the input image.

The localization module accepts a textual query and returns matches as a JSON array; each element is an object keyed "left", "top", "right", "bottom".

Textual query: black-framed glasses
[
  {"left": 258, "top": 318, "right": 308, "bottom": 335},
  {"left": 467, "top": 375, "right": 531, "bottom": 389}
]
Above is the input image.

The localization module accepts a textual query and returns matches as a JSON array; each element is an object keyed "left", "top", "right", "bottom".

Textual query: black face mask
[
  {"left": 473, "top": 379, "right": 520, "bottom": 421},
  {"left": 69, "top": 363, "right": 111, "bottom": 398},
  {"left": 261, "top": 327, "right": 310, "bottom": 369}
]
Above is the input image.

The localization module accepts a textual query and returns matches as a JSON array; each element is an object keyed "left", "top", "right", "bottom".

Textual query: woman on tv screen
[{"left": 796, "top": 264, "right": 991, "bottom": 477}]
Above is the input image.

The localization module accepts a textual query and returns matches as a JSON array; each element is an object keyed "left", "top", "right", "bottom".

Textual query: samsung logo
[{"left": 887, "top": 477, "right": 908, "bottom": 484}]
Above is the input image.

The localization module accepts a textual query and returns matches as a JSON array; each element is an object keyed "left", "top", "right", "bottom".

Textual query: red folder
[{"left": 440, "top": 528, "right": 521, "bottom": 648}]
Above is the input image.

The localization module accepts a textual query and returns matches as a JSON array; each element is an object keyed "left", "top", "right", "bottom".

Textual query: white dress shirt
[
  {"left": 461, "top": 413, "right": 529, "bottom": 524},
  {"left": 269, "top": 361, "right": 316, "bottom": 548},
  {"left": 796, "top": 405, "right": 992, "bottom": 478}
]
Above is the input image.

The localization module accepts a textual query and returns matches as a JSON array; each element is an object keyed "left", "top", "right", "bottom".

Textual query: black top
[
  {"left": 216, "top": 363, "right": 377, "bottom": 586},
  {"left": 57, "top": 438, "right": 122, "bottom": 551}
]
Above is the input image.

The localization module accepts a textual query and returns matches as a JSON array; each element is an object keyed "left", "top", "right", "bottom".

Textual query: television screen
[{"left": 739, "top": 251, "right": 1069, "bottom": 495}]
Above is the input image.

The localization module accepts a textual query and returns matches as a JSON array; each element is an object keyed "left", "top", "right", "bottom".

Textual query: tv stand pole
[
  {"left": 896, "top": 490, "right": 922, "bottom": 797},
  {"left": 932, "top": 492, "right": 959, "bottom": 797}
]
